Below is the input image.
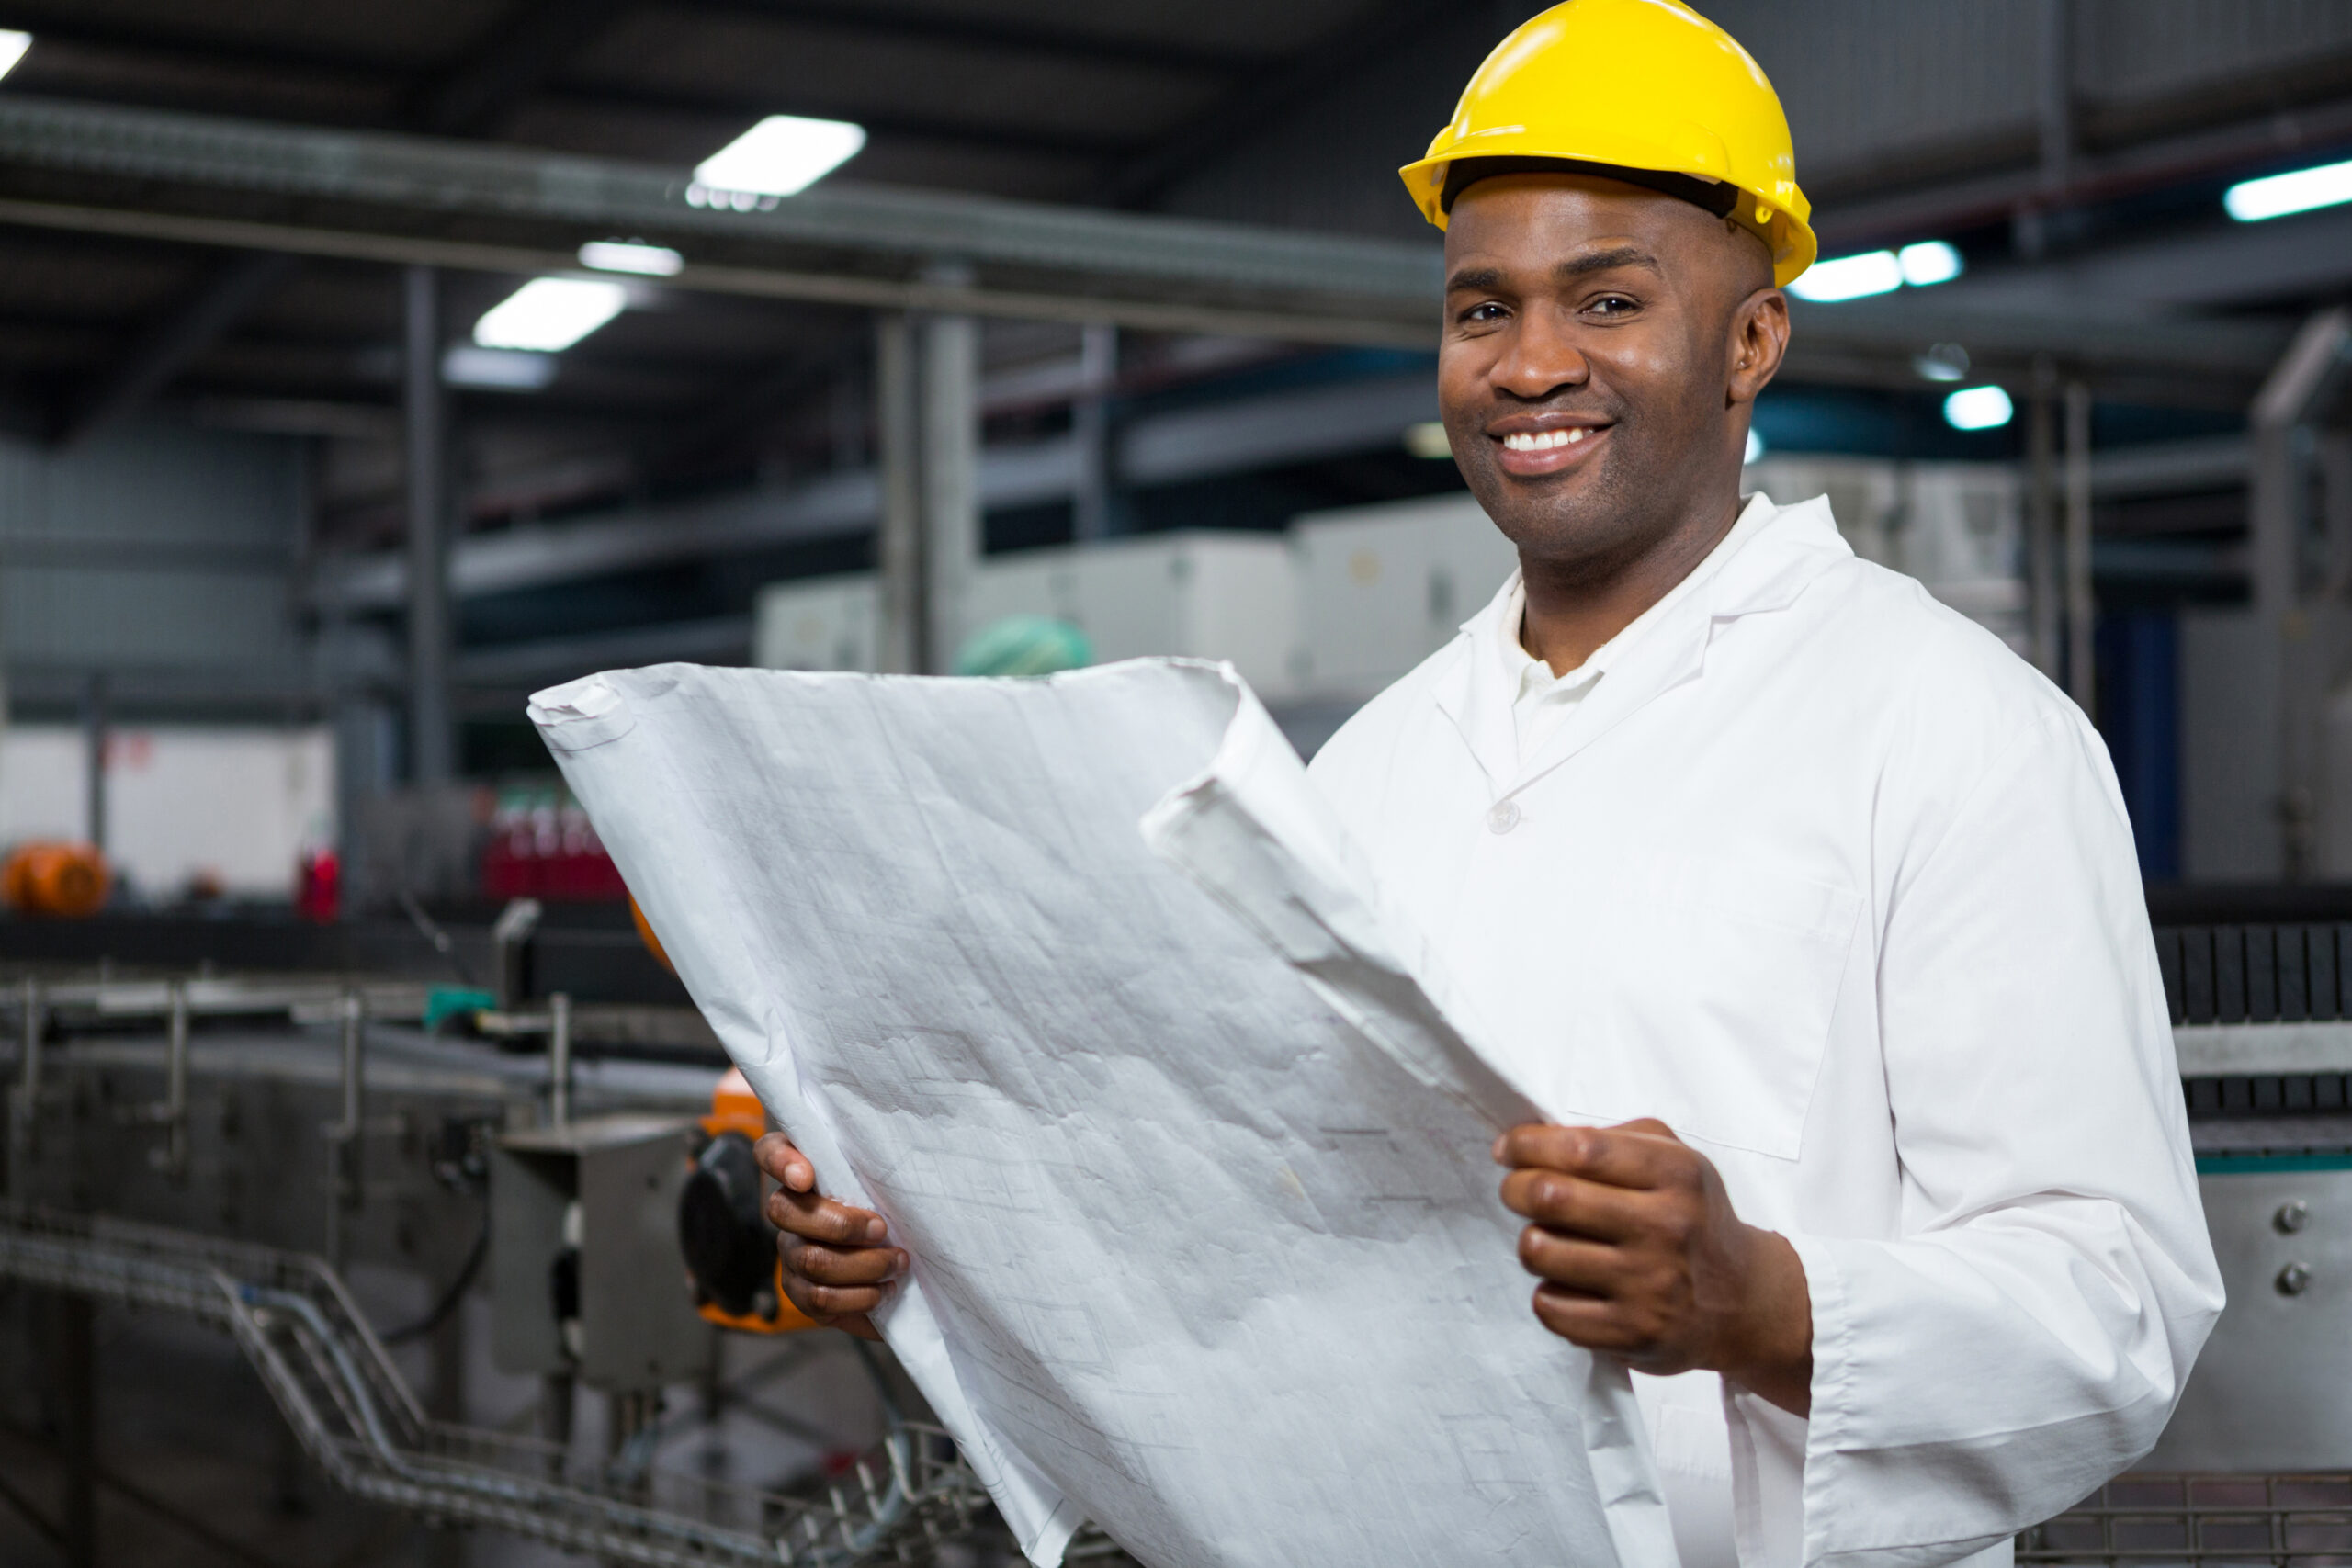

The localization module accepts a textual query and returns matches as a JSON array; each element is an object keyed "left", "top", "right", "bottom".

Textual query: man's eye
[
  {"left": 1460, "top": 301, "right": 1509, "bottom": 324},
  {"left": 1588, "top": 295, "right": 1639, "bottom": 317}
]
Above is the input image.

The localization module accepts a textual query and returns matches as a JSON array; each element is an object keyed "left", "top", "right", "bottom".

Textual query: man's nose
[{"left": 1489, "top": 308, "right": 1591, "bottom": 401}]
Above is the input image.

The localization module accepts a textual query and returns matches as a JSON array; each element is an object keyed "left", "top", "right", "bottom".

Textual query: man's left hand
[{"left": 1496, "top": 1118, "right": 1813, "bottom": 1416}]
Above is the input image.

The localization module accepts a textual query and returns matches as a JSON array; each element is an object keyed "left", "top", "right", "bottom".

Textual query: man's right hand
[{"left": 753, "top": 1132, "right": 906, "bottom": 1341}]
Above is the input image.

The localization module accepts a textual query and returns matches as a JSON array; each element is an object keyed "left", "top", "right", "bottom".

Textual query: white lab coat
[{"left": 1306, "top": 491, "right": 2222, "bottom": 1568}]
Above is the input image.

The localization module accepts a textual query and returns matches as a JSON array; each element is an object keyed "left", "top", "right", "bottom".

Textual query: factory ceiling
[
  {"left": 0, "top": 0, "right": 1470, "bottom": 546},
  {"left": 0, "top": 1, "right": 2343, "bottom": 562}
]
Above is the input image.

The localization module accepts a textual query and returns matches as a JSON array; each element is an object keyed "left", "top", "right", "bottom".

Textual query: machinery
[
  {"left": 1, "top": 842, "right": 110, "bottom": 919},
  {"left": 683, "top": 1067, "right": 820, "bottom": 1334},
  {"left": 0, "top": 955, "right": 1022, "bottom": 1566}
]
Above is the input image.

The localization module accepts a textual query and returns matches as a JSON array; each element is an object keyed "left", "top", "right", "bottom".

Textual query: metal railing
[{"left": 0, "top": 1204, "right": 994, "bottom": 1567}]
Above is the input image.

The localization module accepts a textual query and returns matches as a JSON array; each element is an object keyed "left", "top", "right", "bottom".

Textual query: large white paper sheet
[{"left": 530, "top": 659, "right": 1673, "bottom": 1568}]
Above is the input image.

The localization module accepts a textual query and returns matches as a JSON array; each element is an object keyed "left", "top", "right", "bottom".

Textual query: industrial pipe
[
  {"left": 12, "top": 978, "right": 40, "bottom": 1176},
  {"left": 158, "top": 979, "right": 189, "bottom": 1180},
  {"left": 324, "top": 988, "right": 366, "bottom": 1266}
]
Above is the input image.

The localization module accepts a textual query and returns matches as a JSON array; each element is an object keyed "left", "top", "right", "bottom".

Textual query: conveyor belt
[{"left": 0, "top": 1203, "right": 992, "bottom": 1567}]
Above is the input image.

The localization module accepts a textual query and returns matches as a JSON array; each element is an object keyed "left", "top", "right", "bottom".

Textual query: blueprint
[{"left": 529, "top": 659, "right": 1672, "bottom": 1568}]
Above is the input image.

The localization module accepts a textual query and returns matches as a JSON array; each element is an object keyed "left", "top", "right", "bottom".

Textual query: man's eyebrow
[
  {"left": 1443, "top": 247, "right": 1665, "bottom": 294},
  {"left": 1556, "top": 245, "right": 1662, "bottom": 280},
  {"left": 1444, "top": 265, "right": 1507, "bottom": 293}
]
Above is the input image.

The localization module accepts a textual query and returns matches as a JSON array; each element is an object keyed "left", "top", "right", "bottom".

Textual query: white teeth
[{"left": 1502, "top": 428, "right": 1594, "bottom": 452}]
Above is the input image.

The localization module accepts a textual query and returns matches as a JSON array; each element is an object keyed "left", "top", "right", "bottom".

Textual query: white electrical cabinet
[
  {"left": 1290, "top": 492, "right": 1520, "bottom": 701},
  {"left": 966, "top": 532, "right": 1298, "bottom": 701},
  {"left": 752, "top": 573, "right": 879, "bottom": 671}
]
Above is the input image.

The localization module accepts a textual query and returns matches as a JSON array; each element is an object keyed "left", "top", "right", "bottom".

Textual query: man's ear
[{"left": 1726, "top": 288, "right": 1790, "bottom": 408}]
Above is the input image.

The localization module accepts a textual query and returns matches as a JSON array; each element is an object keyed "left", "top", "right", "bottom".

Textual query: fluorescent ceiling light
[
  {"left": 473, "top": 278, "right": 627, "bottom": 352},
  {"left": 578, "top": 240, "right": 684, "bottom": 276},
  {"left": 1897, "top": 241, "right": 1963, "bottom": 287},
  {"left": 1787, "top": 250, "right": 1903, "bottom": 302},
  {"left": 2225, "top": 158, "right": 2352, "bottom": 222},
  {"left": 695, "top": 114, "right": 865, "bottom": 198},
  {"left": 0, "top": 31, "right": 30, "bottom": 80},
  {"left": 1743, "top": 427, "right": 1765, "bottom": 465},
  {"left": 442, "top": 344, "right": 557, "bottom": 391},
  {"left": 1914, "top": 342, "right": 1971, "bottom": 383},
  {"left": 1402, "top": 421, "right": 1452, "bottom": 460},
  {"left": 1943, "top": 385, "right": 2014, "bottom": 431}
]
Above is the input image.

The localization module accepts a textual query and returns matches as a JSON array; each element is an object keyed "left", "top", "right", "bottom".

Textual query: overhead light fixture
[
  {"left": 2225, "top": 158, "right": 2352, "bottom": 222},
  {"left": 578, "top": 240, "right": 684, "bottom": 276},
  {"left": 1943, "top": 385, "right": 2015, "bottom": 431},
  {"left": 473, "top": 277, "right": 627, "bottom": 352},
  {"left": 442, "top": 344, "right": 558, "bottom": 391},
  {"left": 0, "top": 31, "right": 30, "bottom": 81},
  {"left": 1914, "top": 342, "right": 1971, "bottom": 383},
  {"left": 1788, "top": 241, "right": 1964, "bottom": 302},
  {"left": 1744, "top": 427, "right": 1765, "bottom": 465},
  {"left": 1402, "top": 421, "right": 1453, "bottom": 460},
  {"left": 692, "top": 115, "right": 865, "bottom": 202},
  {"left": 1896, "top": 241, "right": 1963, "bottom": 287},
  {"left": 1787, "top": 250, "right": 1904, "bottom": 303}
]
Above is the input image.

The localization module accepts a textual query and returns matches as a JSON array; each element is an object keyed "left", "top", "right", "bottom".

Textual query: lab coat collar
[{"left": 1430, "top": 491, "right": 1850, "bottom": 795}]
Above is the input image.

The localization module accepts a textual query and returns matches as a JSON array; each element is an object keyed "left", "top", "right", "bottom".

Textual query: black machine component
[
  {"left": 2155, "top": 923, "right": 2352, "bottom": 1026},
  {"left": 678, "top": 1131, "right": 778, "bottom": 1320}
]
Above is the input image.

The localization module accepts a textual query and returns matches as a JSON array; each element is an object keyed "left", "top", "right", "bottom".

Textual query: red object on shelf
[
  {"left": 481, "top": 798, "right": 628, "bottom": 903},
  {"left": 296, "top": 846, "right": 340, "bottom": 923}
]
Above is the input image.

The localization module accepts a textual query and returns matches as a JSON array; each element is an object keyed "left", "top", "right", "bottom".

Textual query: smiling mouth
[{"left": 1499, "top": 428, "right": 1598, "bottom": 452}]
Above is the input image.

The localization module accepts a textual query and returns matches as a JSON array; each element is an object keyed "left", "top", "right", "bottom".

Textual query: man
[{"left": 756, "top": 3, "right": 2222, "bottom": 1563}]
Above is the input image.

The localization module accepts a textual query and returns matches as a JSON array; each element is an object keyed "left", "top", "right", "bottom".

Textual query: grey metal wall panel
[
  {"left": 2079, "top": 0, "right": 2352, "bottom": 103},
  {"left": 0, "top": 421, "right": 300, "bottom": 546},
  {"left": 0, "top": 419, "right": 307, "bottom": 681},
  {"left": 5, "top": 567, "right": 300, "bottom": 668},
  {"left": 1707, "top": 0, "right": 2041, "bottom": 190}
]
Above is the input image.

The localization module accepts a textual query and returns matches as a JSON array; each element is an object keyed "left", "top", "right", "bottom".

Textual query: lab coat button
[{"left": 1486, "top": 800, "right": 1521, "bottom": 835}]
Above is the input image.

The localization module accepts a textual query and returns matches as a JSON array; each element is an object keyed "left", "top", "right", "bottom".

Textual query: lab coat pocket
[{"left": 1590, "top": 854, "right": 1861, "bottom": 1161}]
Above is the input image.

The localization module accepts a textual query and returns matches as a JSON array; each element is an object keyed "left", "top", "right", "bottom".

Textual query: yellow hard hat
[{"left": 1399, "top": 0, "right": 1815, "bottom": 288}]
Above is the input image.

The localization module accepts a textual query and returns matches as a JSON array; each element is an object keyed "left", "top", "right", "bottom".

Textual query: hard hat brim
[{"left": 1400, "top": 149, "right": 1816, "bottom": 288}]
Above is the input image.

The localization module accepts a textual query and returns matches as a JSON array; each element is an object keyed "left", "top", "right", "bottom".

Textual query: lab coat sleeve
[{"left": 1769, "top": 696, "right": 2223, "bottom": 1568}]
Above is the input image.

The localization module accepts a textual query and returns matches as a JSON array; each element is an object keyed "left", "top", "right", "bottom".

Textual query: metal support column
[
  {"left": 547, "top": 991, "right": 572, "bottom": 1130},
  {"left": 2064, "top": 379, "right": 2096, "bottom": 713},
  {"left": 875, "top": 314, "right": 923, "bottom": 676},
  {"left": 153, "top": 979, "right": 190, "bottom": 1183},
  {"left": 875, "top": 288, "right": 981, "bottom": 675},
  {"left": 919, "top": 299, "right": 980, "bottom": 674},
  {"left": 1071, "top": 322, "right": 1117, "bottom": 542},
  {"left": 403, "top": 265, "right": 454, "bottom": 784},
  {"left": 7, "top": 979, "right": 40, "bottom": 1199},
  {"left": 325, "top": 988, "right": 365, "bottom": 1268},
  {"left": 2026, "top": 357, "right": 2061, "bottom": 680},
  {"left": 79, "top": 672, "right": 107, "bottom": 854}
]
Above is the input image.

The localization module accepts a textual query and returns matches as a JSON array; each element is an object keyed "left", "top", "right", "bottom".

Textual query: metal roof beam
[
  {"left": 0, "top": 96, "right": 1444, "bottom": 338},
  {"left": 673, "top": 1, "right": 1255, "bottom": 78},
  {"left": 542, "top": 85, "right": 1128, "bottom": 163}
]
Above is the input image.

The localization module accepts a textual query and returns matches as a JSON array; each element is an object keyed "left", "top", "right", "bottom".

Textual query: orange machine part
[
  {"left": 696, "top": 1067, "right": 820, "bottom": 1335},
  {"left": 3, "top": 841, "right": 111, "bottom": 919},
  {"left": 628, "top": 894, "right": 674, "bottom": 974}
]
